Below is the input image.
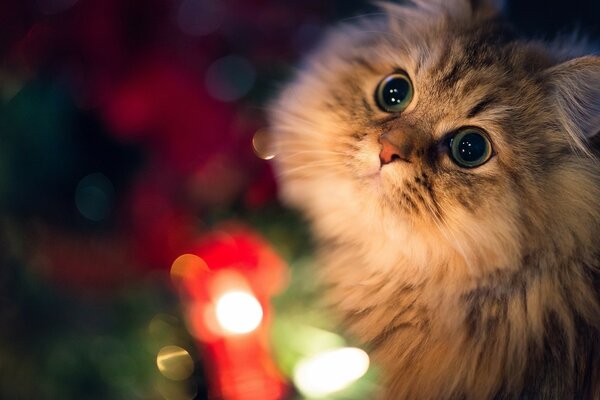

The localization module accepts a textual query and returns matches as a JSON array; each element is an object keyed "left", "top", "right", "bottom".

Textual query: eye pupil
[
  {"left": 376, "top": 73, "right": 413, "bottom": 112},
  {"left": 457, "top": 133, "right": 485, "bottom": 162},
  {"left": 384, "top": 80, "right": 409, "bottom": 106},
  {"left": 450, "top": 129, "right": 492, "bottom": 168}
]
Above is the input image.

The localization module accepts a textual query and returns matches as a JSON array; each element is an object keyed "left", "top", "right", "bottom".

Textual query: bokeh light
[
  {"left": 156, "top": 345, "right": 195, "bottom": 381},
  {"left": 293, "top": 347, "right": 370, "bottom": 398},
  {"left": 205, "top": 55, "right": 256, "bottom": 102},
  {"left": 215, "top": 290, "right": 263, "bottom": 335},
  {"left": 170, "top": 254, "right": 209, "bottom": 286},
  {"left": 252, "top": 129, "right": 276, "bottom": 160},
  {"left": 74, "top": 173, "right": 114, "bottom": 222}
]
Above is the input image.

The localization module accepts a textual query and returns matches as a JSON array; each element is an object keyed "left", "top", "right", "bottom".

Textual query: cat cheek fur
[{"left": 270, "top": 0, "right": 600, "bottom": 398}]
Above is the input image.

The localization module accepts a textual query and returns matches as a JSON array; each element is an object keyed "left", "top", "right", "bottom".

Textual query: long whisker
[
  {"left": 278, "top": 159, "right": 348, "bottom": 169},
  {"left": 280, "top": 149, "right": 347, "bottom": 158},
  {"left": 276, "top": 161, "right": 348, "bottom": 178}
]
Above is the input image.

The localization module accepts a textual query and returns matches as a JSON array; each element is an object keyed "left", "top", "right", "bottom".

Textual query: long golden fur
[{"left": 269, "top": 0, "right": 600, "bottom": 398}]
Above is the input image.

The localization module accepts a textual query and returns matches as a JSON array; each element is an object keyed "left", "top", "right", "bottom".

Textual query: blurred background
[{"left": 0, "top": 0, "right": 597, "bottom": 399}]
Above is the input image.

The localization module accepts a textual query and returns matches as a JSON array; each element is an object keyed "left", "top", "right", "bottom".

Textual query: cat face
[{"left": 270, "top": 0, "right": 600, "bottom": 274}]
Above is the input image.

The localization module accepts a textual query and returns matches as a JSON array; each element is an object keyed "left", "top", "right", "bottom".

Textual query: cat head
[{"left": 269, "top": 0, "right": 600, "bottom": 276}]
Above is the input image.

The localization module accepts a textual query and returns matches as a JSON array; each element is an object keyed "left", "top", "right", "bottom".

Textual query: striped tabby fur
[{"left": 270, "top": 0, "right": 600, "bottom": 398}]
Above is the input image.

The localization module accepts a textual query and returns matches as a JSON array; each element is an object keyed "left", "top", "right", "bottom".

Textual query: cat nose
[{"left": 379, "top": 133, "right": 413, "bottom": 165}]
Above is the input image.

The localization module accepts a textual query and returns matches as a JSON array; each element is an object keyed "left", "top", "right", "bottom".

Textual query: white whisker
[
  {"left": 276, "top": 161, "right": 347, "bottom": 178},
  {"left": 284, "top": 149, "right": 348, "bottom": 159}
]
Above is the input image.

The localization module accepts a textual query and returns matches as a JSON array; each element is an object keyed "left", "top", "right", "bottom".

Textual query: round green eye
[
  {"left": 449, "top": 128, "right": 493, "bottom": 168},
  {"left": 375, "top": 72, "right": 414, "bottom": 113}
]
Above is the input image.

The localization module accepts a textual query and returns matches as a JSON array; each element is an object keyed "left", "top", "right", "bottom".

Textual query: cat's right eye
[{"left": 375, "top": 72, "right": 414, "bottom": 113}]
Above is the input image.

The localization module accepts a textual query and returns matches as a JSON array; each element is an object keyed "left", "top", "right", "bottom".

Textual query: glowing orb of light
[
  {"left": 293, "top": 347, "right": 370, "bottom": 398},
  {"left": 252, "top": 129, "right": 276, "bottom": 160},
  {"left": 156, "top": 345, "right": 194, "bottom": 381},
  {"left": 215, "top": 291, "right": 263, "bottom": 335}
]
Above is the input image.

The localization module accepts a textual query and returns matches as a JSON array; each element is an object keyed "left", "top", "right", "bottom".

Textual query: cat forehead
[
  {"left": 335, "top": 10, "right": 555, "bottom": 105},
  {"left": 379, "top": 13, "right": 544, "bottom": 77}
]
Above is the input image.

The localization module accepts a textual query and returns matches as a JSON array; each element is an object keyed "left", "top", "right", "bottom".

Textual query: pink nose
[{"left": 379, "top": 134, "right": 413, "bottom": 165}]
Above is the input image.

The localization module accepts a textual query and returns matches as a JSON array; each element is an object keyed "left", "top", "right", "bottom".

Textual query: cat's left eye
[
  {"left": 375, "top": 72, "right": 414, "bottom": 113},
  {"left": 449, "top": 128, "right": 493, "bottom": 168}
]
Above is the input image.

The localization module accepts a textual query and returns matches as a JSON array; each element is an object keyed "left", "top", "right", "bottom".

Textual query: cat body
[{"left": 270, "top": 0, "right": 600, "bottom": 398}]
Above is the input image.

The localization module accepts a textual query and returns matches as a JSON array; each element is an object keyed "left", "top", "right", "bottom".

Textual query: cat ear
[{"left": 547, "top": 56, "right": 600, "bottom": 146}]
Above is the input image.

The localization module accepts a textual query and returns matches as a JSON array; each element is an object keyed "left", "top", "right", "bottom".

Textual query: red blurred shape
[{"left": 176, "top": 224, "right": 288, "bottom": 400}]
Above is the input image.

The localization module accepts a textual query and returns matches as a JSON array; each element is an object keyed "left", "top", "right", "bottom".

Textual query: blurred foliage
[{"left": 0, "top": 253, "right": 204, "bottom": 400}]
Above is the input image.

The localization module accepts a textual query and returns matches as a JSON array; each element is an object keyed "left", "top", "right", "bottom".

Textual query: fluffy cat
[{"left": 269, "top": 0, "right": 600, "bottom": 398}]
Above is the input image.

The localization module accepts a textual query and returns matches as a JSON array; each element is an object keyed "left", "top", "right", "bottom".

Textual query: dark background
[{"left": 509, "top": 0, "right": 599, "bottom": 37}]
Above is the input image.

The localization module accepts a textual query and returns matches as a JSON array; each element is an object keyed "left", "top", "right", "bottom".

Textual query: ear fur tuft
[{"left": 547, "top": 56, "right": 600, "bottom": 153}]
